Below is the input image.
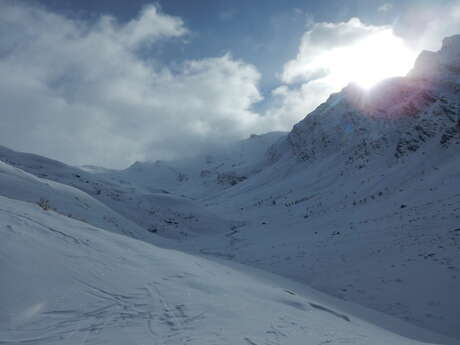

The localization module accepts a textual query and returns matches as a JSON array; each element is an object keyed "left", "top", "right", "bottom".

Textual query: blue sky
[
  {"left": 2, "top": 0, "right": 460, "bottom": 167},
  {"left": 23, "top": 0, "right": 450, "bottom": 90}
]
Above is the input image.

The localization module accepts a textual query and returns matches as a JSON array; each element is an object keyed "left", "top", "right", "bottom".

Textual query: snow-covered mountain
[
  {"left": 1, "top": 35, "right": 460, "bottom": 344},
  {"left": 284, "top": 35, "right": 460, "bottom": 168}
]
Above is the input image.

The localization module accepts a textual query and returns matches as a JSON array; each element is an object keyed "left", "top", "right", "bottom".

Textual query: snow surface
[
  {"left": 1, "top": 195, "right": 455, "bottom": 345},
  {"left": 0, "top": 160, "right": 147, "bottom": 239}
]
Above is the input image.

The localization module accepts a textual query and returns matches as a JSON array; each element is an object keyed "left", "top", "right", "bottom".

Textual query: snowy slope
[
  {"left": 1, "top": 195, "right": 455, "bottom": 345},
  {"left": 178, "top": 144, "right": 460, "bottom": 339},
  {"left": 0, "top": 160, "right": 148, "bottom": 240},
  {"left": 0, "top": 133, "right": 285, "bottom": 240},
  {"left": 112, "top": 131, "right": 287, "bottom": 197},
  {"left": 0, "top": 145, "right": 237, "bottom": 240}
]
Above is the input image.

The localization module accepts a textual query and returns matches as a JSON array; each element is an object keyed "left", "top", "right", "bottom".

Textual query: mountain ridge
[{"left": 281, "top": 34, "right": 460, "bottom": 170}]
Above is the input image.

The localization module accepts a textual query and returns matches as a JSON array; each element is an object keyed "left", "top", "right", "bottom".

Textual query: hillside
[{"left": 4, "top": 190, "right": 455, "bottom": 344}]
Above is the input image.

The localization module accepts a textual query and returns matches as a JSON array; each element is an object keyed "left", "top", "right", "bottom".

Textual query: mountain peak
[
  {"left": 410, "top": 34, "right": 460, "bottom": 84},
  {"left": 440, "top": 34, "right": 460, "bottom": 60},
  {"left": 283, "top": 34, "right": 460, "bottom": 166}
]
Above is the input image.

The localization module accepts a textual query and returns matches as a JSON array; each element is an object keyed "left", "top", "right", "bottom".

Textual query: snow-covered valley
[
  {"left": 1, "top": 35, "right": 460, "bottom": 344},
  {"left": 4, "top": 195, "right": 456, "bottom": 345}
]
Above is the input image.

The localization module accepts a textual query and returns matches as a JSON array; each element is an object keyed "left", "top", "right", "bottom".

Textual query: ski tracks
[{"left": 145, "top": 281, "right": 205, "bottom": 344}]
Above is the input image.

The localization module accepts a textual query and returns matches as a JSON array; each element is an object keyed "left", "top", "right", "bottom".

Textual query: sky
[{"left": 1, "top": 0, "right": 460, "bottom": 168}]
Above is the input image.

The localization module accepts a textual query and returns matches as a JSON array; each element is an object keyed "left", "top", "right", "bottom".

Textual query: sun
[{"left": 325, "top": 29, "right": 417, "bottom": 89}]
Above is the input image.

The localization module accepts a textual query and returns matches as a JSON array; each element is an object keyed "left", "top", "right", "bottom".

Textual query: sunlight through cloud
[
  {"left": 282, "top": 18, "right": 417, "bottom": 90},
  {"left": 327, "top": 29, "right": 417, "bottom": 89}
]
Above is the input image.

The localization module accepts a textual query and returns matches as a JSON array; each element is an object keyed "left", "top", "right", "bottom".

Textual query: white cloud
[
  {"left": 263, "top": 18, "right": 416, "bottom": 131},
  {"left": 117, "top": 5, "right": 187, "bottom": 48},
  {"left": 280, "top": 18, "right": 409, "bottom": 85},
  {"left": 0, "top": 2, "right": 262, "bottom": 168},
  {"left": 394, "top": 1, "right": 460, "bottom": 52},
  {"left": 1, "top": 2, "right": 458, "bottom": 168},
  {"left": 378, "top": 3, "right": 393, "bottom": 13},
  {"left": 263, "top": 81, "right": 336, "bottom": 131}
]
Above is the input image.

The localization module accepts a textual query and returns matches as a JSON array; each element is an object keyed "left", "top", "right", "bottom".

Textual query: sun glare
[{"left": 324, "top": 30, "right": 417, "bottom": 89}]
